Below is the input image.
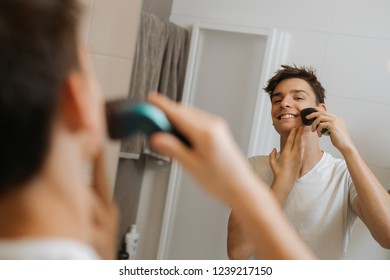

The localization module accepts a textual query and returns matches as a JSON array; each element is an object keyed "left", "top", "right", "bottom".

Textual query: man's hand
[
  {"left": 269, "top": 126, "right": 304, "bottom": 204},
  {"left": 307, "top": 111, "right": 355, "bottom": 153}
]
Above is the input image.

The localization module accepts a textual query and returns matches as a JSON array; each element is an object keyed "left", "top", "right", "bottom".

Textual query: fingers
[
  {"left": 307, "top": 112, "right": 335, "bottom": 136},
  {"left": 313, "top": 119, "right": 332, "bottom": 137},
  {"left": 285, "top": 126, "right": 303, "bottom": 151},
  {"left": 149, "top": 132, "right": 196, "bottom": 170},
  {"left": 269, "top": 148, "right": 277, "bottom": 166},
  {"left": 148, "top": 93, "right": 215, "bottom": 142},
  {"left": 285, "top": 127, "right": 297, "bottom": 150}
]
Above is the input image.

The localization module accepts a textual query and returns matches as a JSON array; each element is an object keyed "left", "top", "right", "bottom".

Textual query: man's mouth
[{"left": 278, "top": 113, "right": 298, "bottom": 120}]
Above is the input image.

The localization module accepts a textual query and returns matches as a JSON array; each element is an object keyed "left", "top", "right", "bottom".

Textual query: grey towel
[{"left": 121, "top": 12, "right": 189, "bottom": 158}]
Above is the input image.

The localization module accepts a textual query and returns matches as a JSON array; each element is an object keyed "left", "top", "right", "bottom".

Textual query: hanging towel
[{"left": 121, "top": 12, "right": 189, "bottom": 159}]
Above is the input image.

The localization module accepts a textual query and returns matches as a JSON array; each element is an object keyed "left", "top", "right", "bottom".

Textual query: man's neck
[
  {"left": 280, "top": 130, "right": 323, "bottom": 178},
  {"left": 0, "top": 135, "right": 93, "bottom": 243}
]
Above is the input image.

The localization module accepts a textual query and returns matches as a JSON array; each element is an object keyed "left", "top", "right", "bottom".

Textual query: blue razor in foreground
[{"left": 105, "top": 99, "right": 191, "bottom": 146}]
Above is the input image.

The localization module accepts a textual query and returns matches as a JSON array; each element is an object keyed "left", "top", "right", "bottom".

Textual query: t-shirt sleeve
[{"left": 347, "top": 173, "right": 358, "bottom": 220}]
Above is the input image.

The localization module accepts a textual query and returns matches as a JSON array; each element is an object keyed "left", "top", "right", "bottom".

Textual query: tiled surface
[
  {"left": 143, "top": 0, "right": 173, "bottom": 21},
  {"left": 322, "top": 34, "right": 390, "bottom": 104},
  {"left": 331, "top": 0, "right": 390, "bottom": 40},
  {"left": 279, "top": 29, "right": 329, "bottom": 74},
  {"left": 216, "top": 0, "right": 334, "bottom": 31},
  {"left": 91, "top": 54, "right": 133, "bottom": 101},
  {"left": 88, "top": 0, "right": 143, "bottom": 58},
  {"left": 169, "top": 14, "right": 203, "bottom": 30},
  {"left": 320, "top": 95, "right": 390, "bottom": 169},
  {"left": 171, "top": 0, "right": 218, "bottom": 18},
  {"left": 79, "top": 0, "right": 143, "bottom": 186},
  {"left": 79, "top": 0, "right": 94, "bottom": 44}
]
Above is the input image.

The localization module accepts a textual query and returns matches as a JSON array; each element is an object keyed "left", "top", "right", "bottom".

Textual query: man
[
  {"left": 227, "top": 65, "right": 390, "bottom": 259},
  {"left": 0, "top": 0, "right": 117, "bottom": 259},
  {"left": 0, "top": 0, "right": 314, "bottom": 260}
]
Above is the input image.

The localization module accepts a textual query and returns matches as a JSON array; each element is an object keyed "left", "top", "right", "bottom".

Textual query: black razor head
[{"left": 300, "top": 107, "right": 317, "bottom": 126}]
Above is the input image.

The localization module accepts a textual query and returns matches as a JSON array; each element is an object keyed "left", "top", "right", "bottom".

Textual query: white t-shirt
[
  {"left": 249, "top": 151, "right": 357, "bottom": 259},
  {"left": 0, "top": 238, "right": 100, "bottom": 260}
]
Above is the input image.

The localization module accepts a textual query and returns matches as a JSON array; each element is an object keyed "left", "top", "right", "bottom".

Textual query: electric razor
[
  {"left": 300, "top": 107, "right": 330, "bottom": 136},
  {"left": 105, "top": 99, "right": 191, "bottom": 146}
]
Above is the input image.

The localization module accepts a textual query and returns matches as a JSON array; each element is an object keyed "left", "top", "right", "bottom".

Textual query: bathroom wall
[
  {"left": 79, "top": 0, "right": 143, "bottom": 187},
  {"left": 142, "top": 0, "right": 173, "bottom": 21},
  {"left": 79, "top": 0, "right": 145, "bottom": 257},
  {"left": 169, "top": 0, "right": 390, "bottom": 259}
]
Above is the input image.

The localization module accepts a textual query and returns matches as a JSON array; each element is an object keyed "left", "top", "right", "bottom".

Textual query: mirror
[{"left": 110, "top": 0, "right": 390, "bottom": 260}]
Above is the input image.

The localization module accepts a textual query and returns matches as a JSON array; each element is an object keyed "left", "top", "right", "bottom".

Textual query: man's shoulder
[
  {"left": 248, "top": 154, "right": 269, "bottom": 163},
  {"left": 248, "top": 155, "right": 273, "bottom": 186},
  {"left": 322, "top": 151, "right": 348, "bottom": 170}
]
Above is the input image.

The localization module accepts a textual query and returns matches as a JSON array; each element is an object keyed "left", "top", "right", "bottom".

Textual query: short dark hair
[
  {"left": 263, "top": 65, "right": 326, "bottom": 104},
  {"left": 0, "top": 0, "right": 82, "bottom": 194}
]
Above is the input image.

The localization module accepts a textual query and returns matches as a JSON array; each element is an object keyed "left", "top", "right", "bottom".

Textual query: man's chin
[{"left": 275, "top": 125, "right": 300, "bottom": 135}]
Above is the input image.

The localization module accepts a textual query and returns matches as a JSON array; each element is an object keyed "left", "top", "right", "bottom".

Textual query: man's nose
[{"left": 280, "top": 97, "right": 291, "bottom": 108}]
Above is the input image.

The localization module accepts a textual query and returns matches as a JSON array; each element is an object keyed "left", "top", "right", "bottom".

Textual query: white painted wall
[
  {"left": 169, "top": 0, "right": 390, "bottom": 259},
  {"left": 79, "top": 0, "right": 143, "bottom": 187}
]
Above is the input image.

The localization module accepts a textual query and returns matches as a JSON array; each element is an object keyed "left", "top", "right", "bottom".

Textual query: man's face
[{"left": 270, "top": 78, "right": 324, "bottom": 136}]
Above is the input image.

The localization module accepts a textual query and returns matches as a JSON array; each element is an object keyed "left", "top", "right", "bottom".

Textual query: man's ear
[
  {"left": 60, "top": 71, "right": 91, "bottom": 132},
  {"left": 317, "top": 103, "right": 327, "bottom": 112}
]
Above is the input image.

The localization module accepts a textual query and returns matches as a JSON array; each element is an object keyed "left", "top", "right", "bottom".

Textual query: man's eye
[{"left": 272, "top": 99, "right": 282, "bottom": 104}]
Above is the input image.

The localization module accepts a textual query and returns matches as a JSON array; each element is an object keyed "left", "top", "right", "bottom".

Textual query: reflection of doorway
[{"left": 157, "top": 23, "right": 279, "bottom": 259}]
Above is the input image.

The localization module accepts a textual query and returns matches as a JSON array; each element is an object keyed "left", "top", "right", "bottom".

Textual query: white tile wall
[
  {"left": 320, "top": 96, "right": 390, "bottom": 168},
  {"left": 79, "top": 0, "right": 94, "bottom": 44},
  {"left": 322, "top": 34, "right": 390, "bottom": 104},
  {"left": 79, "top": 0, "right": 143, "bottom": 186},
  {"left": 170, "top": 14, "right": 212, "bottom": 30},
  {"left": 216, "top": 0, "right": 334, "bottom": 31},
  {"left": 88, "top": 0, "right": 143, "bottom": 58},
  {"left": 91, "top": 54, "right": 133, "bottom": 101},
  {"left": 331, "top": 0, "right": 390, "bottom": 40},
  {"left": 280, "top": 29, "right": 329, "bottom": 73},
  {"left": 171, "top": 0, "right": 219, "bottom": 18}
]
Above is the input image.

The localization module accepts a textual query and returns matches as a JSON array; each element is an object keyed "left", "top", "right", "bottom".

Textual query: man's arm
[
  {"left": 343, "top": 147, "right": 390, "bottom": 248},
  {"left": 227, "top": 211, "right": 256, "bottom": 259},
  {"left": 309, "top": 111, "right": 390, "bottom": 248}
]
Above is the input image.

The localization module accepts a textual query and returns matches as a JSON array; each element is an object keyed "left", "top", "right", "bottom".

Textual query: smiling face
[{"left": 270, "top": 78, "right": 325, "bottom": 136}]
